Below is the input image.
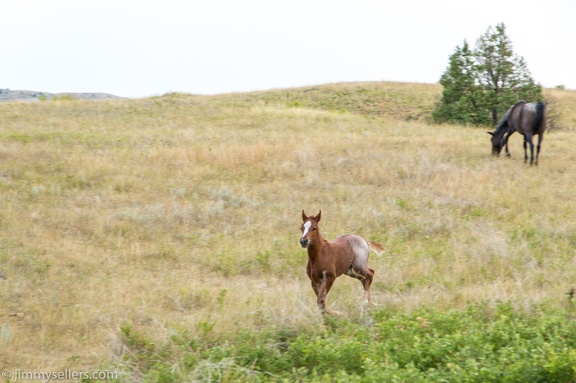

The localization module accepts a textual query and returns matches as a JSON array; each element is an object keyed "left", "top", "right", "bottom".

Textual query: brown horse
[
  {"left": 487, "top": 100, "right": 547, "bottom": 165},
  {"left": 300, "top": 210, "right": 385, "bottom": 315}
]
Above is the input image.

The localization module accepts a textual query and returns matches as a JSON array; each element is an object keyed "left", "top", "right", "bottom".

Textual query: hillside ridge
[
  {"left": 0, "top": 88, "right": 124, "bottom": 102},
  {"left": 157, "top": 81, "right": 576, "bottom": 127},
  {"left": 196, "top": 81, "right": 441, "bottom": 122}
]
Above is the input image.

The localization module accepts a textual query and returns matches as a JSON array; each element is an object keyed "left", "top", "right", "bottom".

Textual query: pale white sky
[{"left": 2, "top": 0, "right": 574, "bottom": 98}]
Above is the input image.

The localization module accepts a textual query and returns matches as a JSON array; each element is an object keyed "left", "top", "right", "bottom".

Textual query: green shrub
[{"left": 113, "top": 302, "right": 576, "bottom": 382}]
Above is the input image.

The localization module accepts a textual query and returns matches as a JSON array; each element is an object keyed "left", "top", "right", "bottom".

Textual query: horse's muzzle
[{"left": 300, "top": 238, "right": 309, "bottom": 248}]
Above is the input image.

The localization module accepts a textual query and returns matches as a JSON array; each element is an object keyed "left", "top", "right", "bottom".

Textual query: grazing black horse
[{"left": 487, "top": 100, "right": 547, "bottom": 165}]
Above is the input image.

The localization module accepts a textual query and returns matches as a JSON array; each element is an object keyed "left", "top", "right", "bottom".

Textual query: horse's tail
[
  {"left": 532, "top": 102, "right": 546, "bottom": 133},
  {"left": 367, "top": 240, "right": 386, "bottom": 257}
]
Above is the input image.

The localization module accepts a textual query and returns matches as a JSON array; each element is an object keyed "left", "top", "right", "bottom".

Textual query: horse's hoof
[
  {"left": 322, "top": 308, "right": 342, "bottom": 316},
  {"left": 362, "top": 299, "right": 378, "bottom": 307}
]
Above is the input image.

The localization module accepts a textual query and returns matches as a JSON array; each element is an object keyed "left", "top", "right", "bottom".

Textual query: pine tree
[
  {"left": 434, "top": 23, "right": 544, "bottom": 126},
  {"left": 433, "top": 41, "right": 489, "bottom": 125}
]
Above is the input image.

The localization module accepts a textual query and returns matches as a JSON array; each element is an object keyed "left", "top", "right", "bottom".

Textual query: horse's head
[
  {"left": 487, "top": 131, "right": 503, "bottom": 156},
  {"left": 300, "top": 210, "right": 321, "bottom": 248}
]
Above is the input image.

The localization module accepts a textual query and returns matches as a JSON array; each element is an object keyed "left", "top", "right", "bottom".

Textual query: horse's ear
[
  {"left": 487, "top": 132, "right": 495, "bottom": 136},
  {"left": 316, "top": 210, "right": 322, "bottom": 222},
  {"left": 302, "top": 210, "right": 308, "bottom": 222}
]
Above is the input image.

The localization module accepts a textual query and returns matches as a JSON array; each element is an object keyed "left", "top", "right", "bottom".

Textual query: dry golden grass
[{"left": 1, "top": 83, "right": 576, "bottom": 373}]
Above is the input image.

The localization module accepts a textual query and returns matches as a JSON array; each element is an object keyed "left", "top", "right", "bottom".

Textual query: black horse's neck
[{"left": 493, "top": 122, "right": 508, "bottom": 138}]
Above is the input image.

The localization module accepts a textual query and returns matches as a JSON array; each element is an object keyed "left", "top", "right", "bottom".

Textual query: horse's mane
[{"left": 494, "top": 100, "right": 526, "bottom": 134}]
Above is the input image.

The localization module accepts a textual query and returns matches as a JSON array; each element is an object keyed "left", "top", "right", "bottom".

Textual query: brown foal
[{"left": 300, "top": 210, "right": 385, "bottom": 315}]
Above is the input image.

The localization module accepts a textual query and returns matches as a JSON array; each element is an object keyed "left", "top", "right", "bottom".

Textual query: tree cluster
[{"left": 433, "top": 23, "right": 544, "bottom": 126}]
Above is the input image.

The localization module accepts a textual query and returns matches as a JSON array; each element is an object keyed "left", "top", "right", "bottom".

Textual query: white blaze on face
[{"left": 302, "top": 221, "right": 312, "bottom": 237}]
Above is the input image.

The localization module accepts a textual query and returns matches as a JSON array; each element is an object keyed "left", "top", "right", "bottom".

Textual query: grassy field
[{"left": 1, "top": 82, "right": 576, "bottom": 381}]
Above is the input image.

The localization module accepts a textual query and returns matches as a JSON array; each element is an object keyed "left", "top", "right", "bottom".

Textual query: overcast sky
[{"left": 2, "top": 0, "right": 574, "bottom": 98}]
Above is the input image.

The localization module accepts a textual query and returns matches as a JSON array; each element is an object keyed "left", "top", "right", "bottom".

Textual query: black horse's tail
[{"left": 532, "top": 102, "right": 545, "bottom": 133}]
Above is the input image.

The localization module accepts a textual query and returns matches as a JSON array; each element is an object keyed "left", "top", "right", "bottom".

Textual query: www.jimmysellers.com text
[{"left": 2, "top": 368, "right": 118, "bottom": 382}]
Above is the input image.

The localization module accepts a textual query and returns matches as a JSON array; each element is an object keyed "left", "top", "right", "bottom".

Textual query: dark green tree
[
  {"left": 433, "top": 41, "right": 489, "bottom": 125},
  {"left": 433, "top": 23, "right": 544, "bottom": 126}
]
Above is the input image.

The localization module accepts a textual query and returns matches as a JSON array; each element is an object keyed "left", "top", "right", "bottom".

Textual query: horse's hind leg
[
  {"left": 347, "top": 238, "right": 377, "bottom": 306},
  {"left": 524, "top": 135, "right": 536, "bottom": 165},
  {"left": 362, "top": 268, "right": 376, "bottom": 306},
  {"left": 347, "top": 266, "right": 376, "bottom": 306},
  {"left": 535, "top": 134, "right": 543, "bottom": 165}
]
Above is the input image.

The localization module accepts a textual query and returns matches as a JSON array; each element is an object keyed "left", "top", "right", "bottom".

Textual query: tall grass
[{"left": 0, "top": 83, "right": 575, "bottom": 378}]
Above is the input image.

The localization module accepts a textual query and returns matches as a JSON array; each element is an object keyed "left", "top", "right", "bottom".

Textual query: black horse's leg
[
  {"left": 535, "top": 133, "right": 543, "bottom": 166},
  {"left": 523, "top": 138, "right": 528, "bottom": 163},
  {"left": 525, "top": 136, "right": 535, "bottom": 166},
  {"left": 503, "top": 130, "right": 514, "bottom": 157}
]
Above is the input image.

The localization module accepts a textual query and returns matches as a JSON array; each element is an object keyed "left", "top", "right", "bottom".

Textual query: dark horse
[{"left": 487, "top": 100, "right": 547, "bottom": 165}]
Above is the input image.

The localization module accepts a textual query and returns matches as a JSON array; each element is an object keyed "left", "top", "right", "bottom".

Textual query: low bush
[{"left": 114, "top": 302, "right": 576, "bottom": 382}]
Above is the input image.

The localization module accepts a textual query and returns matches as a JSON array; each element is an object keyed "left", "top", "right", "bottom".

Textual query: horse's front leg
[
  {"left": 310, "top": 279, "right": 320, "bottom": 299},
  {"left": 307, "top": 262, "right": 319, "bottom": 296},
  {"left": 503, "top": 131, "right": 514, "bottom": 157},
  {"left": 317, "top": 271, "right": 339, "bottom": 315}
]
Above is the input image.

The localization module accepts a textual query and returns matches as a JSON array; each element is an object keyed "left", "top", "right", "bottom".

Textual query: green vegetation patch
[{"left": 115, "top": 302, "right": 576, "bottom": 382}]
